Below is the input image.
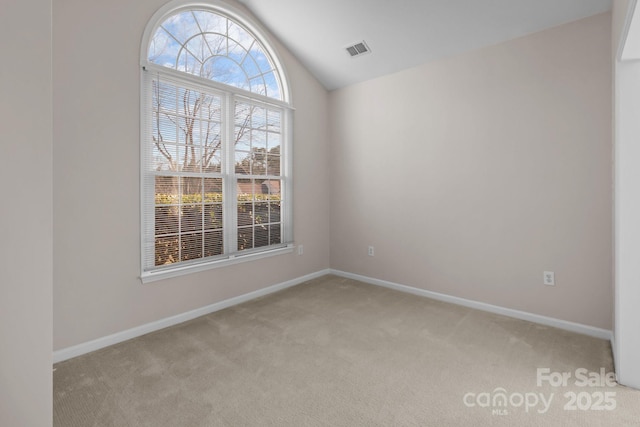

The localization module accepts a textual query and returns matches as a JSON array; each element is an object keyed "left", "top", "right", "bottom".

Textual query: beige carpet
[{"left": 53, "top": 275, "right": 640, "bottom": 426}]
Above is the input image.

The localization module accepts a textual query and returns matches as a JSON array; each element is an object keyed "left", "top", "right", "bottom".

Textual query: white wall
[
  {"left": 53, "top": 0, "right": 330, "bottom": 350},
  {"left": 51, "top": 0, "right": 621, "bottom": 366},
  {"left": 0, "top": 0, "right": 53, "bottom": 425},
  {"left": 613, "top": 0, "right": 640, "bottom": 390},
  {"left": 329, "top": 13, "right": 613, "bottom": 329}
]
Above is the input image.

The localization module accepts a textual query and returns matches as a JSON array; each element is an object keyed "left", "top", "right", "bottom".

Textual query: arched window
[
  {"left": 140, "top": 1, "right": 293, "bottom": 282},
  {"left": 148, "top": 8, "right": 284, "bottom": 100}
]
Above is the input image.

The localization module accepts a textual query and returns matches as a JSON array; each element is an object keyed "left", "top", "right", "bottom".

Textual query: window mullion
[
  {"left": 283, "top": 108, "right": 293, "bottom": 244},
  {"left": 200, "top": 116, "right": 206, "bottom": 259},
  {"left": 176, "top": 81, "right": 182, "bottom": 263},
  {"left": 223, "top": 93, "right": 237, "bottom": 255}
]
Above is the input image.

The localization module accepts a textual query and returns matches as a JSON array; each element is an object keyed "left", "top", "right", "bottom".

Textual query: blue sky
[{"left": 148, "top": 9, "right": 282, "bottom": 100}]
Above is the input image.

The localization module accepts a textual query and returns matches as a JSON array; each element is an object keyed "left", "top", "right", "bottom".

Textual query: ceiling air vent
[{"left": 346, "top": 41, "right": 371, "bottom": 58}]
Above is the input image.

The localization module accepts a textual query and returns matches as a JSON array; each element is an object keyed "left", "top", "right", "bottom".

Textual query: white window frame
[{"left": 140, "top": 0, "right": 293, "bottom": 283}]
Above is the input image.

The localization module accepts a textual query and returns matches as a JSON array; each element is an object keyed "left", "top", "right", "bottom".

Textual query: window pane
[
  {"left": 153, "top": 144, "right": 179, "bottom": 172},
  {"left": 149, "top": 28, "right": 181, "bottom": 65},
  {"left": 267, "top": 133, "right": 280, "bottom": 151},
  {"left": 203, "top": 32, "right": 228, "bottom": 57},
  {"left": 241, "top": 56, "right": 260, "bottom": 79},
  {"left": 153, "top": 114, "right": 178, "bottom": 144},
  {"left": 227, "top": 40, "right": 248, "bottom": 64},
  {"left": 252, "top": 130, "right": 267, "bottom": 150},
  {"left": 235, "top": 151, "right": 251, "bottom": 174},
  {"left": 181, "top": 177, "right": 202, "bottom": 197},
  {"left": 185, "top": 34, "right": 210, "bottom": 63},
  {"left": 269, "top": 201, "right": 280, "bottom": 223},
  {"left": 251, "top": 47, "right": 272, "bottom": 73},
  {"left": 202, "top": 149, "right": 221, "bottom": 173},
  {"left": 179, "top": 87, "right": 201, "bottom": 117},
  {"left": 156, "top": 236, "right": 179, "bottom": 266},
  {"left": 227, "top": 20, "right": 253, "bottom": 51},
  {"left": 161, "top": 11, "right": 199, "bottom": 44},
  {"left": 203, "top": 178, "right": 223, "bottom": 198},
  {"left": 266, "top": 155, "right": 280, "bottom": 176},
  {"left": 235, "top": 125, "right": 251, "bottom": 151},
  {"left": 181, "top": 233, "right": 203, "bottom": 261},
  {"left": 255, "top": 225, "right": 269, "bottom": 248},
  {"left": 153, "top": 80, "right": 178, "bottom": 113},
  {"left": 267, "top": 110, "right": 281, "bottom": 132},
  {"left": 155, "top": 176, "right": 178, "bottom": 203},
  {"left": 270, "top": 224, "right": 281, "bottom": 245},
  {"left": 238, "top": 227, "right": 253, "bottom": 251},
  {"left": 204, "top": 230, "right": 223, "bottom": 257},
  {"left": 177, "top": 49, "right": 201, "bottom": 75},
  {"left": 155, "top": 206, "right": 179, "bottom": 235},
  {"left": 237, "top": 178, "right": 255, "bottom": 200},
  {"left": 193, "top": 11, "right": 226, "bottom": 36},
  {"left": 263, "top": 71, "right": 281, "bottom": 100},
  {"left": 249, "top": 76, "right": 266, "bottom": 96},
  {"left": 254, "top": 201, "right": 268, "bottom": 226},
  {"left": 237, "top": 202, "right": 253, "bottom": 227},
  {"left": 181, "top": 204, "right": 202, "bottom": 232},
  {"left": 178, "top": 145, "right": 203, "bottom": 172},
  {"left": 235, "top": 102, "right": 252, "bottom": 126},
  {"left": 252, "top": 107, "right": 267, "bottom": 129},
  {"left": 252, "top": 149, "right": 267, "bottom": 176},
  {"left": 204, "top": 204, "right": 222, "bottom": 230}
]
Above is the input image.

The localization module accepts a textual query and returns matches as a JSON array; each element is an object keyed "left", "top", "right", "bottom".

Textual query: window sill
[{"left": 140, "top": 244, "right": 294, "bottom": 284}]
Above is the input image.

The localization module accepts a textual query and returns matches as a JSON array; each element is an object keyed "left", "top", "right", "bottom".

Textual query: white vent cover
[{"left": 346, "top": 41, "right": 371, "bottom": 57}]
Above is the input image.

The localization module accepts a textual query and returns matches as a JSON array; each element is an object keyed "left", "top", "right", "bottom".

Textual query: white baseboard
[
  {"left": 54, "top": 268, "right": 613, "bottom": 364},
  {"left": 330, "top": 269, "right": 613, "bottom": 341},
  {"left": 53, "top": 269, "right": 331, "bottom": 363}
]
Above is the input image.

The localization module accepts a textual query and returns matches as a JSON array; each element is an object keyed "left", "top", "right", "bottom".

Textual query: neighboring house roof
[
  {"left": 236, "top": 180, "right": 280, "bottom": 195},
  {"left": 262, "top": 180, "right": 280, "bottom": 194}
]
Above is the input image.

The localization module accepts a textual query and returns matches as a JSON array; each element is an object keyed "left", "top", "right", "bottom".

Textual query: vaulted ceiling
[{"left": 238, "top": 0, "right": 612, "bottom": 90}]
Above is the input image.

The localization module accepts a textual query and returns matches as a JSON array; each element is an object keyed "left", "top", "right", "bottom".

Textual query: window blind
[{"left": 141, "top": 69, "right": 291, "bottom": 276}]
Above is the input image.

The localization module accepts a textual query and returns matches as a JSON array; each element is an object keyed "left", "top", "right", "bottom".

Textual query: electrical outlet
[
  {"left": 544, "top": 271, "right": 555, "bottom": 286},
  {"left": 298, "top": 245, "right": 304, "bottom": 255},
  {"left": 368, "top": 246, "right": 374, "bottom": 256}
]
